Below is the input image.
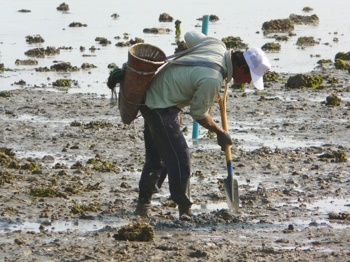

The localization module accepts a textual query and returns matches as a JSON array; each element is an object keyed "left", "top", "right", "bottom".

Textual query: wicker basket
[{"left": 119, "top": 43, "right": 166, "bottom": 124}]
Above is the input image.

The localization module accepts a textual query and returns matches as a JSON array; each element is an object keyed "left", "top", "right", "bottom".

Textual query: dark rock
[
  {"left": 69, "top": 22, "right": 87, "bottom": 27},
  {"left": 57, "top": 3, "right": 69, "bottom": 11},
  {"left": 159, "top": 13, "right": 173, "bottom": 22},
  {"left": 262, "top": 19, "right": 294, "bottom": 34},
  {"left": 289, "top": 14, "right": 319, "bottom": 25},
  {"left": 143, "top": 28, "right": 172, "bottom": 34}
]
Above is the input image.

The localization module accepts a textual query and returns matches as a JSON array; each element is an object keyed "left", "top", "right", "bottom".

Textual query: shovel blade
[{"left": 224, "top": 176, "right": 239, "bottom": 212}]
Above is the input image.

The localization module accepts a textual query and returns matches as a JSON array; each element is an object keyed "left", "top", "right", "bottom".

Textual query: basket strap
[
  {"left": 165, "top": 39, "right": 221, "bottom": 61},
  {"left": 125, "top": 63, "right": 158, "bottom": 75},
  {"left": 164, "top": 39, "right": 226, "bottom": 78},
  {"left": 167, "top": 60, "right": 224, "bottom": 78}
]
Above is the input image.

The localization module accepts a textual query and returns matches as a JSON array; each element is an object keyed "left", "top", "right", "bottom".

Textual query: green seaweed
[
  {"left": 326, "top": 94, "right": 342, "bottom": 106},
  {"left": 0, "top": 170, "right": 15, "bottom": 186},
  {"left": 264, "top": 71, "right": 280, "bottom": 82},
  {"left": 71, "top": 203, "right": 101, "bottom": 214},
  {"left": 30, "top": 187, "right": 60, "bottom": 197},
  {"left": 286, "top": 74, "right": 323, "bottom": 89},
  {"left": 334, "top": 59, "right": 349, "bottom": 70},
  {"left": 0, "top": 91, "right": 12, "bottom": 97},
  {"left": 335, "top": 52, "right": 350, "bottom": 61}
]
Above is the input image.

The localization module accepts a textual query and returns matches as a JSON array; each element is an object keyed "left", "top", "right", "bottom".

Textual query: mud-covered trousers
[{"left": 138, "top": 106, "right": 192, "bottom": 208}]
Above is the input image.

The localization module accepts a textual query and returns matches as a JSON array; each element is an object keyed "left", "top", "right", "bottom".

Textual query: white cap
[{"left": 243, "top": 47, "right": 271, "bottom": 90}]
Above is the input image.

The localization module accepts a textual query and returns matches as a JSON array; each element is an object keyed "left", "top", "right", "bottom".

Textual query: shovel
[{"left": 217, "top": 82, "right": 239, "bottom": 212}]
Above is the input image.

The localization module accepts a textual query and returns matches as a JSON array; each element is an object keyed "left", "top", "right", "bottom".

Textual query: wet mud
[{"left": 0, "top": 66, "right": 349, "bottom": 261}]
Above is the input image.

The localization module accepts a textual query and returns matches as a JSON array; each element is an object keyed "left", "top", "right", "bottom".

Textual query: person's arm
[
  {"left": 197, "top": 115, "right": 233, "bottom": 151},
  {"left": 196, "top": 114, "right": 224, "bottom": 135},
  {"left": 189, "top": 77, "right": 232, "bottom": 150}
]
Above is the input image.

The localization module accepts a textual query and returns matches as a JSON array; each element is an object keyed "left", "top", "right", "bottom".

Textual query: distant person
[{"left": 135, "top": 31, "right": 271, "bottom": 218}]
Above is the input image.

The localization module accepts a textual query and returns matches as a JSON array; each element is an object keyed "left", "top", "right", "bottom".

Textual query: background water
[{"left": 0, "top": 0, "right": 349, "bottom": 95}]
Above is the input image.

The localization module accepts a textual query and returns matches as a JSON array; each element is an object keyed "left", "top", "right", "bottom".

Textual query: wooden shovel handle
[{"left": 218, "top": 82, "right": 232, "bottom": 162}]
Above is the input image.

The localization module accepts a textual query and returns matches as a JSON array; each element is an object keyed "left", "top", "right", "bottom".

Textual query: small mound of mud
[
  {"left": 221, "top": 36, "right": 247, "bottom": 49},
  {"left": 69, "top": 22, "right": 87, "bottom": 27},
  {"left": 264, "top": 71, "right": 280, "bottom": 82},
  {"left": 335, "top": 52, "right": 350, "bottom": 61},
  {"left": 261, "top": 42, "right": 281, "bottom": 51},
  {"left": 289, "top": 14, "right": 319, "bottom": 25},
  {"left": 35, "top": 67, "right": 51, "bottom": 72},
  {"left": 57, "top": 3, "right": 69, "bottom": 12},
  {"left": 334, "top": 52, "right": 350, "bottom": 70},
  {"left": 115, "top": 37, "right": 144, "bottom": 47},
  {"left": 143, "top": 28, "right": 172, "bottom": 34},
  {"left": 0, "top": 170, "right": 15, "bottom": 186},
  {"left": 0, "top": 91, "right": 12, "bottom": 97},
  {"left": 317, "top": 59, "right": 333, "bottom": 66},
  {"left": 95, "top": 37, "right": 111, "bottom": 45},
  {"left": 52, "top": 79, "right": 78, "bottom": 87},
  {"left": 329, "top": 212, "right": 350, "bottom": 220},
  {"left": 325, "top": 94, "right": 342, "bottom": 107},
  {"left": 81, "top": 63, "right": 97, "bottom": 69},
  {"left": 286, "top": 74, "right": 323, "bottom": 89},
  {"left": 0, "top": 63, "right": 7, "bottom": 72},
  {"left": 159, "top": 13, "right": 173, "bottom": 22},
  {"left": 18, "top": 9, "right": 31, "bottom": 13},
  {"left": 334, "top": 59, "right": 350, "bottom": 70},
  {"left": 113, "top": 222, "right": 154, "bottom": 241},
  {"left": 50, "top": 62, "right": 80, "bottom": 72},
  {"left": 296, "top": 36, "right": 319, "bottom": 47},
  {"left": 13, "top": 80, "right": 26, "bottom": 86},
  {"left": 15, "top": 59, "right": 38, "bottom": 66},
  {"left": 24, "top": 47, "right": 60, "bottom": 58},
  {"left": 25, "top": 35, "right": 45, "bottom": 44},
  {"left": 318, "top": 149, "right": 347, "bottom": 162},
  {"left": 197, "top": 15, "right": 219, "bottom": 22},
  {"left": 262, "top": 19, "right": 294, "bottom": 34},
  {"left": 0, "top": 147, "right": 41, "bottom": 172},
  {"left": 302, "top": 6, "right": 314, "bottom": 12},
  {"left": 273, "top": 35, "right": 289, "bottom": 41}
]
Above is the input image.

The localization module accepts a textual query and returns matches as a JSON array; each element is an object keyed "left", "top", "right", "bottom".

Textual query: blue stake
[
  {"left": 192, "top": 15, "right": 209, "bottom": 140},
  {"left": 201, "top": 15, "right": 209, "bottom": 35}
]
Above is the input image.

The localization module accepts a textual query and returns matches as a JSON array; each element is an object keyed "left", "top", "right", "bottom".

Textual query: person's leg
[
  {"left": 139, "top": 122, "right": 163, "bottom": 194},
  {"left": 143, "top": 107, "right": 192, "bottom": 216},
  {"left": 135, "top": 120, "right": 163, "bottom": 216}
]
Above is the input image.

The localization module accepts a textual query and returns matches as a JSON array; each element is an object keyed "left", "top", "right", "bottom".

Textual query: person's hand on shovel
[{"left": 217, "top": 131, "right": 232, "bottom": 151}]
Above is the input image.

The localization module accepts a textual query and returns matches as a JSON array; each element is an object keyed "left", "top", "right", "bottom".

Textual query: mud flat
[{"left": 0, "top": 66, "right": 349, "bottom": 261}]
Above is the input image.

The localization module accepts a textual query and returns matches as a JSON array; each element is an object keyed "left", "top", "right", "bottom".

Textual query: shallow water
[
  {"left": 1, "top": 197, "right": 347, "bottom": 235},
  {"left": 1, "top": 0, "right": 350, "bottom": 94},
  {"left": 0, "top": 217, "right": 127, "bottom": 235}
]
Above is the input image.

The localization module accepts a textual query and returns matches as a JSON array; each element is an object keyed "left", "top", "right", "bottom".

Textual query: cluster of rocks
[
  {"left": 34, "top": 62, "right": 96, "bottom": 73},
  {"left": 57, "top": 2, "right": 69, "bottom": 12},
  {"left": 52, "top": 79, "right": 79, "bottom": 87},
  {"left": 69, "top": 22, "right": 87, "bottom": 27},
  {"left": 143, "top": 28, "right": 172, "bottom": 34},
  {"left": 15, "top": 59, "right": 38, "bottom": 66},
  {"left": 221, "top": 36, "right": 248, "bottom": 50},
  {"left": 9, "top": 3, "right": 350, "bottom": 93},
  {"left": 95, "top": 37, "right": 112, "bottom": 45},
  {"left": 24, "top": 47, "right": 60, "bottom": 58},
  {"left": 115, "top": 37, "right": 144, "bottom": 47},
  {"left": 25, "top": 35, "right": 45, "bottom": 44},
  {"left": 260, "top": 8, "right": 321, "bottom": 51},
  {"left": 334, "top": 52, "right": 350, "bottom": 70}
]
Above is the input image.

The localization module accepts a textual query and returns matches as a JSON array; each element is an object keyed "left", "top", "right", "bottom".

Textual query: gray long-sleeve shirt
[{"left": 145, "top": 31, "right": 232, "bottom": 120}]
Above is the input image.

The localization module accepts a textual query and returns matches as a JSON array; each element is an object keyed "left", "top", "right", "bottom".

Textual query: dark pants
[{"left": 138, "top": 106, "right": 192, "bottom": 208}]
